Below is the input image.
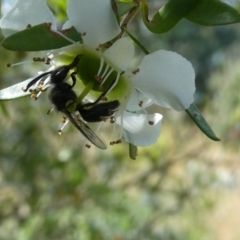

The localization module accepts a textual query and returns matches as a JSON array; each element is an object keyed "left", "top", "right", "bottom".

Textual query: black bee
[
  {"left": 49, "top": 82, "right": 120, "bottom": 149},
  {"left": 24, "top": 54, "right": 82, "bottom": 92},
  {"left": 26, "top": 54, "right": 120, "bottom": 149},
  {"left": 49, "top": 82, "right": 104, "bottom": 149}
]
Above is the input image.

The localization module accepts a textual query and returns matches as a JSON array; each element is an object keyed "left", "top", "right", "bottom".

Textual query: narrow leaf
[
  {"left": 2, "top": 23, "right": 82, "bottom": 51},
  {"left": 185, "top": 0, "right": 240, "bottom": 25},
  {"left": 0, "top": 79, "right": 32, "bottom": 100},
  {"left": 186, "top": 103, "right": 220, "bottom": 141}
]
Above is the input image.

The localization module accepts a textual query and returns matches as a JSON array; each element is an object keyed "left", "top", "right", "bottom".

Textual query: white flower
[
  {"left": 102, "top": 37, "right": 195, "bottom": 146},
  {"left": 0, "top": 0, "right": 196, "bottom": 148},
  {"left": 0, "top": 0, "right": 121, "bottom": 48}
]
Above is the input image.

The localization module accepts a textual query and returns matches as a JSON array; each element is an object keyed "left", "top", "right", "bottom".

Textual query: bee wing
[{"left": 65, "top": 111, "right": 107, "bottom": 150}]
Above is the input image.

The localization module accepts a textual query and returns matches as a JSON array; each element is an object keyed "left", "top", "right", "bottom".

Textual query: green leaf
[
  {"left": 185, "top": 0, "right": 240, "bottom": 25},
  {"left": 140, "top": 0, "right": 197, "bottom": 34},
  {"left": 129, "top": 143, "right": 138, "bottom": 160},
  {"left": 2, "top": 23, "right": 82, "bottom": 51},
  {"left": 186, "top": 103, "right": 220, "bottom": 141},
  {"left": 117, "top": 0, "right": 138, "bottom": 17},
  {"left": 0, "top": 79, "right": 32, "bottom": 100}
]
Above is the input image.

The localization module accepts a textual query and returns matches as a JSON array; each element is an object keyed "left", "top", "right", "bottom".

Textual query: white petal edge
[
  {"left": 116, "top": 112, "right": 162, "bottom": 147},
  {"left": 131, "top": 50, "right": 196, "bottom": 111},
  {"left": 0, "top": 79, "right": 33, "bottom": 100},
  {"left": 67, "top": 0, "right": 121, "bottom": 48},
  {"left": 0, "top": 0, "right": 57, "bottom": 37}
]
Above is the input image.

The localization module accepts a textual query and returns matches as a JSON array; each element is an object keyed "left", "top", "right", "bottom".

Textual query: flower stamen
[
  {"left": 58, "top": 118, "right": 69, "bottom": 135},
  {"left": 148, "top": 121, "right": 154, "bottom": 125},
  {"left": 132, "top": 68, "right": 140, "bottom": 74},
  {"left": 96, "top": 58, "right": 104, "bottom": 76},
  {"left": 133, "top": 89, "right": 154, "bottom": 126},
  {"left": 110, "top": 116, "right": 116, "bottom": 124},
  {"left": 100, "top": 68, "right": 113, "bottom": 86},
  {"left": 47, "top": 108, "right": 54, "bottom": 115},
  {"left": 109, "top": 113, "right": 124, "bottom": 146},
  {"left": 31, "top": 93, "right": 38, "bottom": 100},
  {"left": 62, "top": 116, "right": 67, "bottom": 123},
  {"left": 138, "top": 100, "right": 143, "bottom": 107},
  {"left": 110, "top": 141, "right": 116, "bottom": 146}
]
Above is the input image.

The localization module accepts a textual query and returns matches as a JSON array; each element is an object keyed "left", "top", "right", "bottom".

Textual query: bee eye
[{"left": 50, "top": 66, "right": 70, "bottom": 84}]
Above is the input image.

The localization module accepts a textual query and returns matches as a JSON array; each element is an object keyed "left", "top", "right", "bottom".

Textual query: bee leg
[{"left": 70, "top": 71, "right": 77, "bottom": 88}]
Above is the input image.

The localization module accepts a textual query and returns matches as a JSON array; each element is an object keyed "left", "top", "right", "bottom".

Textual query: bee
[
  {"left": 49, "top": 82, "right": 120, "bottom": 149},
  {"left": 25, "top": 54, "right": 120, "bottom": 149},
  {"left": 24, "top": 54, "right": 82, "bottom": 92}
]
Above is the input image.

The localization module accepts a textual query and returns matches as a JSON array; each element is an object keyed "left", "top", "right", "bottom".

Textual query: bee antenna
[
  {"left": 69, "top": 54, "right": 83, "bottom": 68},
  {"left": 25, "top": 71, "right": 52, "bottom": 91}
]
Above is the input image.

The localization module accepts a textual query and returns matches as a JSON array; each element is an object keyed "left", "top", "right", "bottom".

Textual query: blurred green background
[{"left": 0, "top": 0, "right": 240, "bottom": 239}]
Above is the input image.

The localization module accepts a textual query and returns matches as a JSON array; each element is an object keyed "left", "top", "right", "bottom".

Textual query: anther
[
  {"left": 47, "top": 109, "right": 53, "bottom": 115},
  {"left": 27, "top": 24, "right": 32, "bottom": 28},
  {"left": 31, "top": 94, "right": 38, "bottom": 100},
  {"left": 39, "top": 80, "right": 44, "bottom": 87},
  {"left": 85, "top": 144, "right": 91, "bottom": 149},
  {"left": 116, "top": 139, "right": 122, "bottom": 144},
  {"left": 148, "top": 121, "right": 154, "bottom": 125},
  {"left": 22, "top": 87, "right": 27, "bottom": 92},
  {"left": 62, "top": 116, "right": 67, "bottom": 123},
  {"left": 139, "top": 100, "right": 143, "bottom": 107},
  {"left": 58, "top": 130, "right": 62, "bottom": 135},
  {"left": 110, "top": 141, "right": 116, "bottom": 146},
  {"left": 132, "top": 68, "right": 140, "bottom": 74},
  {"left": 45, "top": 22, "right": 52, "bottom": 29},
  {"left": 7, "top": 63, "right": 11, "bottom": 67},
  {"left": 45, "top": 58, "right": 51, "bottom": 65},
  {"left": 110, "top": 116, "right": 115, "bottom": 124},
  {"left": 94, "top": 75, "right": 102, "bottom": 82}
]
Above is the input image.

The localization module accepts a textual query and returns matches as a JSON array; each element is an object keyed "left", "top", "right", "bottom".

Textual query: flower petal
[
  {"left": 67, "top": 0, "right": 121, "bottom": 48},
  {"left": 117, "top": 112, "right": 162, "bottom": 146},
  {"left": 0, "top": 0, "right": 57, "bottom": 38},
  {"left": 131, "top": 50, "right": 196, "bottom": 111},
  {"left": 0, "top": 79, "right": 33, "bottom": 100},
  {"left": 104, "top": 38, "right": 135, "bottom": 71}
]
